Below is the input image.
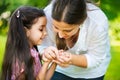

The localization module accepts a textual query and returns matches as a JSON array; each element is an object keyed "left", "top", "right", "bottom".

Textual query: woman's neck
[{"left": 66, "top": 29, "right": 80, "bottom": 48}]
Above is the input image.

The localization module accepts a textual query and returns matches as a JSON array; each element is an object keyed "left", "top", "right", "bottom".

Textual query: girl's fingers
[
  {"left": 42, "top": 54, "right": 49, "bottom": 62},
  {"left": 44, "top": 52, "right": 53, "bottom": 60},
  {"left": 43, "top": 46, "right": 58, "bottom": 60},
  {"left": 47, "top": 50, "right": 56, "bottom": 59},
  {"left": 52, "top": 60, "right": 61, "bottom": 64}
]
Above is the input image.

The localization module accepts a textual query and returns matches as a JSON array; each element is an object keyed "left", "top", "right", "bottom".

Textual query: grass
[
  {"left": 104, "top": 44, "right": 120, "bottom": 80},
  {"left": 0, "top": 35, "right": 7, "bottom": 71},
  {"left": 0, "top": 35, "right": 120, "bottom": 80}
]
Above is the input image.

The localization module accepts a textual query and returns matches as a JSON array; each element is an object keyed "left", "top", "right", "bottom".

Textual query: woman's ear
[{"left": 24, "top": 27, "right": 30, "bottom": 37}]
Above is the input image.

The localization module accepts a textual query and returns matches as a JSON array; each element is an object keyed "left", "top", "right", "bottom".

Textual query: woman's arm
[{"left": 55, "top": 51, "right": 87, "bottom": 68}]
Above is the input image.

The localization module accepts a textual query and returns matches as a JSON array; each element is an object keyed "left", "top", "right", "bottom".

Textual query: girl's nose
[
  {"left": 42, "top": 31, "right": 47, "bottom": 39},
  {"left": 44, "top": 31, "right": 47, "bottom": 36}
]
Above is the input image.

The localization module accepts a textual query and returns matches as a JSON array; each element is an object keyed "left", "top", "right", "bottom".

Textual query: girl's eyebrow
[{"left": 39, "top": 25, "right": 46, "bottom": 28}]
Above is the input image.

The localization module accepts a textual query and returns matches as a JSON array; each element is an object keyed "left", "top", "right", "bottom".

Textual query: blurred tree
[
  {"left": 100, "top": 0, "right": 120, "bottom": 20},
  {"left": 0, "top": 0, "right": 50, "bottom": 35},
  {"left": 26, "top": 0, "right": 50, "bottom": 8},
  {"left": 100, "top": 0, "right": 120, "bottom": 40},
  {"left": 0, "top": 0, "right": 9, "bottom": 14}
]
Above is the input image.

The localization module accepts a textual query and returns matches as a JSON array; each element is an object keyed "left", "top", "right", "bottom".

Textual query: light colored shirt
[{"left": 38, "top": 2, "right": 111, "bottom": 78}]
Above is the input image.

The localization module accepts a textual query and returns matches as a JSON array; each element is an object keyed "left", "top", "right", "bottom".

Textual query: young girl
[{"left": 1, "top": 6, "right": 56, "bottom": 80}]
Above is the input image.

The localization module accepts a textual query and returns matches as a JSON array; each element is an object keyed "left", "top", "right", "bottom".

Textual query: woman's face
[{"left": 52, "top": 19, "right": 79, "bottom": 39}]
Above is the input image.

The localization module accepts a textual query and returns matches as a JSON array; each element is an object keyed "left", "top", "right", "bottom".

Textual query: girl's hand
[{"left": 42, "top": 46, "right": 58, "bottom": 62}]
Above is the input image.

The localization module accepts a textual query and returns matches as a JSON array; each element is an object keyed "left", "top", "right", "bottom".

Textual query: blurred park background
[{"left": 0, "top": 0, "right": 120, "bottom": 80}]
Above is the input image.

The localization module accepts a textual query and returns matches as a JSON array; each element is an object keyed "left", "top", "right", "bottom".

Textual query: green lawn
[
  {"left": 0, "top": 35, "right": 6, "bottom": 71},
  {"left": 104, "top": 44, "right": 120, "bottom": 80},
  {"left": 0, "top": 35, "right": 120, "bottom": 80}
]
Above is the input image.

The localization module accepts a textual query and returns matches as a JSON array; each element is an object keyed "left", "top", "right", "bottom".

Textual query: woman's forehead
[{"left": 52, "top": 19, "right": 77, "bottom": 29}]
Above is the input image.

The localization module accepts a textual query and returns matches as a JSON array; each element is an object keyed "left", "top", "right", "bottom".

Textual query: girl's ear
[{"left": 24, "top": 27, "right": 30, "bottom": 37}]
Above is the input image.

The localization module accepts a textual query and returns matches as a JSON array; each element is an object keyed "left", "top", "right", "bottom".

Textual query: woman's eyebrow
[{"left": 53, "top": 25, "right": 59, "bottom": 29}]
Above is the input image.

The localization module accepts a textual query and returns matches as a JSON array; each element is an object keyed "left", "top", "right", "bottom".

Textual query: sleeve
[
  {"left": 37, "top": 3, "right": 56, "bottom": 54},
  {"left": 85, "top": 19, "right": 110, "bottom": 69}
]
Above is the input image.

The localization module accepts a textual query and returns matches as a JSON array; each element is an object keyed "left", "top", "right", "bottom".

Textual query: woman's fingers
[
  {"left": 57, "top": 51, "right": 72, "bottom": 64},
  {"left": 52, "top": 60, "right": 69, "bottom": 67}
]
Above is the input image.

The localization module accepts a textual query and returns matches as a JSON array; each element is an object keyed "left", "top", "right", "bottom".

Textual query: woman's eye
[
  {"left": 63, "top": 30, "right": 72, "bottom": 32},
  {"left": 53, "top": 26, "right": 58, "bottom": 30}
]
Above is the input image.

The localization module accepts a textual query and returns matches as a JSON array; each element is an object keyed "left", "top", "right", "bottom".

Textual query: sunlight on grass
[
  {"left": 109, "top": 16, "right": 120, "bottom": 40},
  {"left": 104, "top": 45, "right": 120, "bottom": 80},
  {"left": 0, "top": 35, "right": 7, "bottom": 72},
  {"left": 104, "top": 38, "right": 120, "bottom": 80}
]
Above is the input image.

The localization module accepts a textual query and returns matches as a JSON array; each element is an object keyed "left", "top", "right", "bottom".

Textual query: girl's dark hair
[
  {"left": 52, "top": 0, "right": 87, "bottom": 50},
  {"left": 1, "top": 6, "right": 45, "bottom": 80}
]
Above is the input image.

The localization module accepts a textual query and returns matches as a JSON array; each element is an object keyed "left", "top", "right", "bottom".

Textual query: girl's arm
[
  {"left": 36, "top": 61, "right": 56, "bottom": 80},
  {"left": 45, "top": 62, "right": 57, "bottom": 80},
  {"left": 36, "top": 61, "right": 50, "bottom": 80}
]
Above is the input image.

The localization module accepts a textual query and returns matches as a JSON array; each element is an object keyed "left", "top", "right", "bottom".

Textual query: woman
[{"left": 38, "top": 0, "right": 111, "bottom": 80}]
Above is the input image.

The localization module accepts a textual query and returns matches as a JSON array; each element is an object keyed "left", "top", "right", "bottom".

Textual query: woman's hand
[
  {"left": 42, "top": 47, "right": 72, "bottom": 67},
  {"left": 53, "top": 50, "right": 72, "bottom": 67},
  {"left": 42, "top": 46, "right": 58, "bottom": 62}
]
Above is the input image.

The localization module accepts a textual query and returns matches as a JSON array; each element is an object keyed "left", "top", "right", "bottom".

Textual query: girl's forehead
[{"left": 31, "top": 17, "right": 47, "bottom": 28}]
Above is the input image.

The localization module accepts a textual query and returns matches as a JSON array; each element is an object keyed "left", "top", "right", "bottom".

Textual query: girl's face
[
  {"left": 26, "top": 17, "right": 47, "bottom": 47},
  {"left": 52, "top": 19, "right": 79, "bottom": 39}
]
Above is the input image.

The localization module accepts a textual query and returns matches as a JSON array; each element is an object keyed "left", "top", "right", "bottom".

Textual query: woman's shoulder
[
  {"left": 82, "top": 4, "right": 109, "bottom": 35},
  {"left": 86, "top": 3, "right": 108, "bottom": 25}
]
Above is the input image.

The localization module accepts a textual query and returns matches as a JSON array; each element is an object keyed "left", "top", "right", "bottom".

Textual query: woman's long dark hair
[
  {"left": 52, "top": 0, "right": 87, "bottom": 50},
  {"left": 1, "top": 6, "right": 45, "bottom": 80}
]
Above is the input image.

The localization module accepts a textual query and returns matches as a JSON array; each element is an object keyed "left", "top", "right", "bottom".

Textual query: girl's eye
[{"left": 39, "top": 29, "right": 43, "bottom": 31}]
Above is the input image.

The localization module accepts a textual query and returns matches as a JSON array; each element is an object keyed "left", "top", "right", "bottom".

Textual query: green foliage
[
  {"left": 109, "top": 16, "right": 120, "bottom": 40},
  {"left": 100, "top": 0, "right": 120, "bottom": 20},
  {"left": 0, "top": 0, "right": 50, "bottom": 35},
  {"left": 100, "top": 0, "right": 120, "bottom": 40},
  {"left": 0, "top": 0, "right": 50, "bottom": 12},
  {"left": 26, "top": 0, "right": 50, "bottom": 8}
]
